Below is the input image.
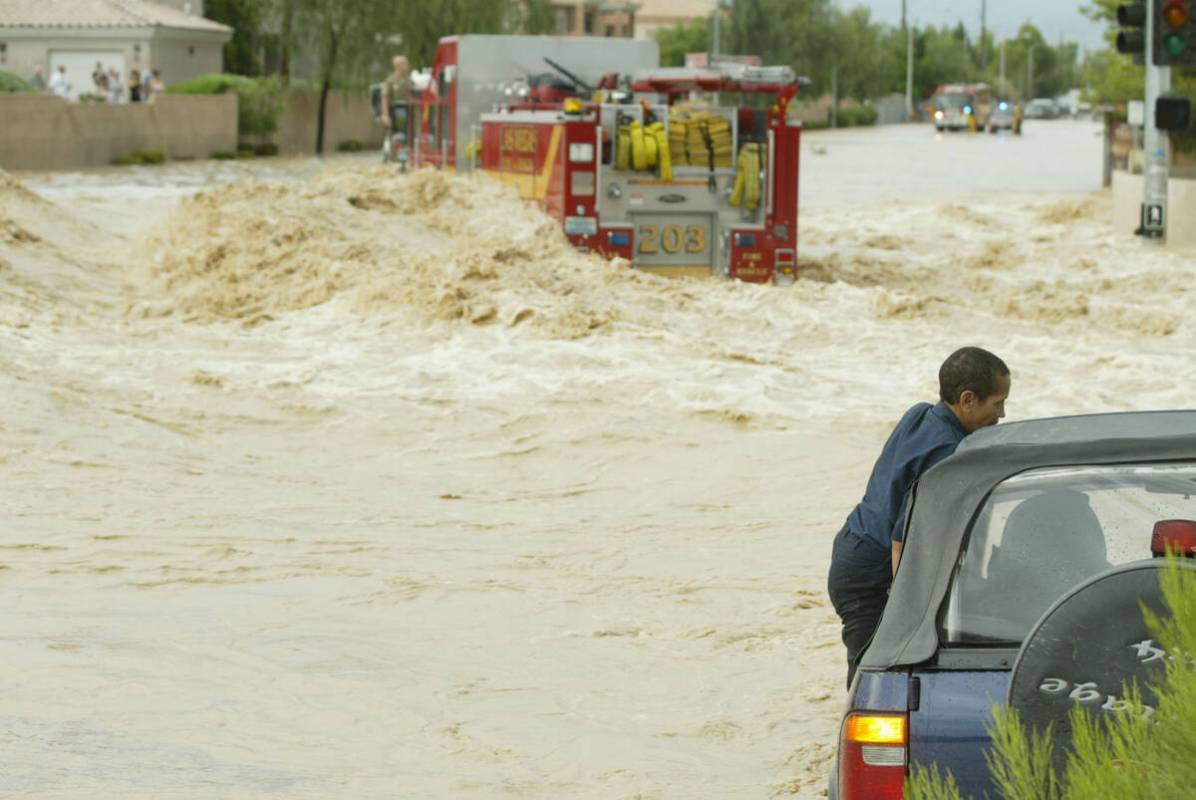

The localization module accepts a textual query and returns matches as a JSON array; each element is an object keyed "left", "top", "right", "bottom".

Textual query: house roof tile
[{"left": 0, "top": 0, "right": 231, "bottom": 32}]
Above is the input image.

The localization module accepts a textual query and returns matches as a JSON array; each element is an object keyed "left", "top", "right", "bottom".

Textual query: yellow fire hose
[
  {"left": 629, "top": 121, "right": 648, "bottom": 171},
  {"left": 615, "top": 121, "right": 631, "bottom": 171},
  {"left": 615, "top": 117, "right": 674, "bottom": 181},
  {"left": 649, "top": 122, "right": 672, "bottom": 182},
  {"left": 729, "top": 143, "right": 762, "bottom": 210}
]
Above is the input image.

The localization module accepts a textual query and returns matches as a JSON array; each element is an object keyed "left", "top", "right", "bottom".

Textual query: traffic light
[
  {"left": 1117, "top": 1, "right": 1147, "bottom": 57},
  {"left": 1157, "top": 93, "right": 1193, "bottom": 131},
  {"left": 1155, "top": 0, "right": 1196, "bottom": 65}
]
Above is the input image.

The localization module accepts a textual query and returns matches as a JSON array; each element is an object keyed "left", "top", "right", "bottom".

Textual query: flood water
[{"left": 2, "top": 119, "right": 1192, "bottom": 798}]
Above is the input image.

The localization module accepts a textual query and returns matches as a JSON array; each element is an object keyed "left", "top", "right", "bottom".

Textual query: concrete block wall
[
  {"left": 274, "top": 90, "right": 383, "bottom": 155},
  {"left": 0, "top": 93, "right": 237, "bottom": 170}
]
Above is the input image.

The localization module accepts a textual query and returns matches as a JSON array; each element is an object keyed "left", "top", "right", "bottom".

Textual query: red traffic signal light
[
  {"left": 1154, "top": 0, "right": 1196, "bottom": 65},
  {"left": 1162, "top": 0, "right": 1189, "bottom": 27}
]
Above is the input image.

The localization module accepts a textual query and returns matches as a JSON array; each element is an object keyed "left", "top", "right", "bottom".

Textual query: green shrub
[
  {"left": 78, "top": 92, "right": 107, "bottom": 103},
  {"left": 167, "top": 73, "right": 249, "bottom": 95},
  {"left": 336, "top": 140, "right": 364, "bottom": 152},
  {"left": 235, "top": 147, "right": 256, "bottom": 159},
  {"left": 837, "top": 106, "right": 879, "bottom": 127},
  {"left": 168, "top": 73, "right": 284, "bottom": 139},
  {"left": 210, "top": 150, "right": 236, "bottom": 160},
  {"left": 907, "top": 558, "right": 1196, "bottom": 800},
  {"left": 252, "top": 142, "right": 279, "bottom": 156},
  {"left": 110, "top": 149, "right": 167, "bottom": 166},
  {"left": 0, "top": 70, "right": 35, "bottom": 93}
]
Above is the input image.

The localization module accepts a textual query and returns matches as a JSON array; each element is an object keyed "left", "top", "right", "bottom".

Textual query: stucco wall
[
  {"left": 149, "top": 31, "right": 223, "bottom": 85},
  {"left": 1111, "top": 169, "right": 1196, "bottom": 248},
  {"left": 274, "top": 90, "right": 383, "bottom": 155},
  {"left": 0, "top": 92, "right": 237, "bottom": 170},
  {"left": 1, "top": 28, "right": 225, "bottom": 89}
]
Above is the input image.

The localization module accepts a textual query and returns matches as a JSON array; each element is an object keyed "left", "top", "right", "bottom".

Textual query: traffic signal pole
[{"left": 1141, "top": 0, "right": 1171, "bottom": 242}]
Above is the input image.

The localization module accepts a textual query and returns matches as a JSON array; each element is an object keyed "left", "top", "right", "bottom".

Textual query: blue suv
[{"left": 830, "top": 411, "right": 1196, "bottom": 799}]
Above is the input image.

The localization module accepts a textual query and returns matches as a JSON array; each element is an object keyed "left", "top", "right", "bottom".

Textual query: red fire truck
[{"left": 405, "top": 36, "right": 805, "bottom": 285}]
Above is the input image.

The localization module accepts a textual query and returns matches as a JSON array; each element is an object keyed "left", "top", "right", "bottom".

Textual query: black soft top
[{"left": 859, "top": 411, "right": 1196, "bottom": 670}]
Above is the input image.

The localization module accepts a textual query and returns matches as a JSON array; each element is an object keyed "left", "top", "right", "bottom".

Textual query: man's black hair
[{"left": 939, "top": 347, "right": 1009, "bottom": 404}]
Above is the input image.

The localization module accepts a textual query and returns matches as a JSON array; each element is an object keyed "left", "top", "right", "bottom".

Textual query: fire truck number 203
[{"left": 636, "top": 224, "right": 707, "bottom": 255}]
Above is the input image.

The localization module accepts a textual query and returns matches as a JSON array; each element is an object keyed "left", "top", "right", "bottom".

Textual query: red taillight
[
  {"left": 838, "top": 713, "right": 907, "bottom": 800},
  {"left": 1151, "top": 519, "right": 1196, "bottom": 556}
]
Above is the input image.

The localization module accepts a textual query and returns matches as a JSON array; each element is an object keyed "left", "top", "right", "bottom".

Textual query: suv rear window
[{"left": 942, "top": 463, "right": 1196, "bottom": 645}]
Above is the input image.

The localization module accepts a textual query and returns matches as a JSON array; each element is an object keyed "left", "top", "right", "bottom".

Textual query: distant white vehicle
[
  {"left": 1054, "top": 89, "right": 1084, "bottom": 118},
  {"left": 1024, "top": 98, "right": 1060, "bottom": 120}
]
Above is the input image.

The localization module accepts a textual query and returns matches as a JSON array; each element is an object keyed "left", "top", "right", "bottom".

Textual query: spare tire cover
[{"left": 1007, "top": 561, "right": 1192, "bottom": 766}]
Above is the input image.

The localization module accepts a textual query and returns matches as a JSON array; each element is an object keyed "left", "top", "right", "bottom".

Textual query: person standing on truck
[
  {"left": 826, "top": 347, "right": 1011, "bottom": 688},
  {"left": 381, "top": 55, "right": 414, "bottom": 134}
]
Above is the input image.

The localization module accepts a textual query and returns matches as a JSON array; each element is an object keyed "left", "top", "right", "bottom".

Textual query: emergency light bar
[{"left": 628, "top": 64, "right": 807, "bottom": 95}]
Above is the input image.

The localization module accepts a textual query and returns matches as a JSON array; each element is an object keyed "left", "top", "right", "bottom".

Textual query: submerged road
[{"left": 1, "top": 119, "right": 1190, "bottom": 799}]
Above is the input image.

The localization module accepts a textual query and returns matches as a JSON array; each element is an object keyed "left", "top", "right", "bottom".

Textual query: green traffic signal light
[{"left": 1163, "top": 32, "right": 1188, "bottom": 56}]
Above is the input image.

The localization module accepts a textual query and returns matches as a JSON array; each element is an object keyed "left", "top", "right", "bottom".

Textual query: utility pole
[
  {"left": 999, "top": 41, "right": 1006, "bottom": 87},
  {"left": 831, "top": 64, "right": 839, "bottom": 128},
  {"left": 905, "top": 22, "right": 915, "bottom": 120},
  {"left": 901, "top": 0, "right": 907, "bottom": 32},
  {"left": 712, "top": 0, "right": 721, "bottom": 56},
  {"left": 1141, "top": 0, "right": 1171, "bottom": 241},
  {"left": 1025, "top": 44, "right": 1036, "bottom": 99},
  {"left": 979, "top": 0, "right": 988, "bottom": 70}
]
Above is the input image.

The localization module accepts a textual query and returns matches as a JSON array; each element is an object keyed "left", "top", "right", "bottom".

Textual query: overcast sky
[{"left": 846, "top": 0, "right": 1107, "bottom": 51}]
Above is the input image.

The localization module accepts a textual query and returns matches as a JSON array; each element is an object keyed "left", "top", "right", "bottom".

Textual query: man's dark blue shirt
[{"left": 846, "top": 401, "right": 968, "bottom": 553}]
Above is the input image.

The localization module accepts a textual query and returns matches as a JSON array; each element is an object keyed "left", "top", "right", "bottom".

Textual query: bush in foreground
[{"left": 907, "top": 558, "right": 1196, "bottom": 799}]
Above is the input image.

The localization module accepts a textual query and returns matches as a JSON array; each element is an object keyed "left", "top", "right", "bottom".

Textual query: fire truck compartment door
[{"left": 631, "top": 213, "right": 714, "bottom": 270}]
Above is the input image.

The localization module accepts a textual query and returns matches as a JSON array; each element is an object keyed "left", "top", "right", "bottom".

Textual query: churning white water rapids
[{"left": 1, "top": 119, "right": 1193, "bottom": 798}]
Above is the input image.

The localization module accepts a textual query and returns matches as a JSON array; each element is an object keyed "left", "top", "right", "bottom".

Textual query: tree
[
  {"left": 395, "top": 0, "right": 519, "bottom": 67},
  {"left": 833, "top": 6, "right": 900, "bottom": 100},
  {"left": 205, "top": 0, "right": 267, "bottom": 75},
  {"left": 292, "top": 0, "right": 399, "bottom": 153},
  {"left": 654, "top": 17, "right": 710, "bottom": 67},
  {"left": 509, "top": 0, "right": 557, "bottom": 35}
]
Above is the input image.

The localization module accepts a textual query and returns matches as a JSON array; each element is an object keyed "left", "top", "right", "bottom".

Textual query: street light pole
[
  {"left": 979, "top": 0, "right": 987, "bottom": 70},
  {"left": 1024, "top": 43, "right": 1037, "bottom": 99},
  {"left": 906, "top": 22, "right": 914, "bottom": 120},
  {"left": 1141, "top": 0, "right": 1171, "bottom": 241},
  {"left": 712, "top": 0, "right": 721, "bottom": 56}
]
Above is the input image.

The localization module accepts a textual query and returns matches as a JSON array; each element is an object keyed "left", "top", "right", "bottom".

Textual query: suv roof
[
  {"left": 861, "top": 410, "right": 1196, "bottom": 670},
  {"left": 958, "top": 410, "right": 1196, "bottom": 453}
]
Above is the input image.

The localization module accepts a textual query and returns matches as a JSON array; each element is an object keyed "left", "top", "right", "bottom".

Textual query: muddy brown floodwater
[{"left": 2, "top": 120, "right": 1194, "bottom": 798}]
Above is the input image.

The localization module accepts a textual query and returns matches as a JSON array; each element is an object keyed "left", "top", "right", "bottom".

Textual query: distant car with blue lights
[
  {"left": 829, "top": 411, "right": 1196, "bottom": 799},
  {"left": 987, "top": 101, "right": 1021, "bottom": 134}
]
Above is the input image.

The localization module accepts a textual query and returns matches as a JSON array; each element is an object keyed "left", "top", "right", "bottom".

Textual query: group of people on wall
[{"left": 27, "top": 62, "right": 164, "bottom": 103}]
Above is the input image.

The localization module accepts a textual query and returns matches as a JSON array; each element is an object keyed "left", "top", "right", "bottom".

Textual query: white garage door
[{"left": 48, "top": 50, "right": 126, "bottom": 100}]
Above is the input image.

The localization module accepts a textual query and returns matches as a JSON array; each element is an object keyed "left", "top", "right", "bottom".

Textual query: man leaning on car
[{"left": 827, "top": 347, "right": 1011, "bottom": 688}]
